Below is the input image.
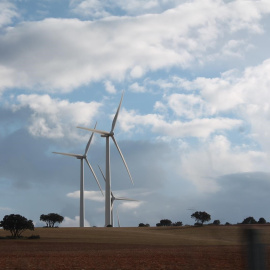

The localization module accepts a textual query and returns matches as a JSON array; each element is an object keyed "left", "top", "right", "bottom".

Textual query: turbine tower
[
  {"left": 78, "top": 92, "right": 133, "bottom": 226},
  {"left": 53, "top": 123, "right": 103, "bottom": 227},
  {"left": 98, "top": 165, "right": 137, "bottom": 226}
]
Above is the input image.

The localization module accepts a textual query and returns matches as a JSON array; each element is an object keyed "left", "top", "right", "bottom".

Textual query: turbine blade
[
  {"left": 114, "top": 197, "right": 138, "bottom": 201},
  {"left": 111, "top": 135, "right": 134, "bottom": 185},
  {"left": 52, "top": 152, "right": 82, "bottom": 158},
  {"left": 77, "top": 127, "right": 110, "bottom": 136},
  {"left": 111, "top": 198, "right": 114, "bottom": 209},
  {"left": 85, "top": 158, "right": 104, "bottom": 196},
  {"left": 98, "top": 165, "right": 106, "bottom": 183},
  {"left": 110, "top": 91, "right": 124, "bottom": 133},
  {"left": 84, "top": 122, "right": 97, "bottom": 156},
  {"left": 117, "top": 207, "right": 120, "bottom": 227}
]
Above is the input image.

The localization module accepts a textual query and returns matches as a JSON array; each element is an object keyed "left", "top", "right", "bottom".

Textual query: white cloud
[
  {"left": 70, "top": 0, "right": 180, "bottom": 17},
  {"left": 221, "top": 39, "right": 252, "bottom": 58},
  {"left": 104, "top": 80, "right": 117, "bottom": 94},
  {"left": 118, "top": 201, "right": 143, "bottom": 211},
  {"left": 167, "top": 93, "right": 205, "bottom": 119},
  {"left": 175, "top": 75, "right": 244, "bottom": 115},
  {"left": 1, "top": 1, "right": 269, "bottom": 93},
  {"left": 128, "top": 82, "right": 146, "bottom": 93},
  {"left": 154, "top": 101, "right": 167, "bottom": 113},
  {"left": 67, "top": 190, "right": 104, "bottom": 202},
  {"left": 119, "top": 108, "right": 242, "bottom": 138},
  {"left": 0, "top": 1, "right": 19, "bottom": 28},
  {"left": 70, "top": 0, "right": 111, "bottom": 18},
  {"left": 61, "top": 216, "right": 90, "bottom": 227},
  {"left": 172, "top": 59, "right": 270, "bottom": 149},
  {"left": 130, "top": 65, "right": 144, "bottom": 78},
  {"left": 180, "top": 135, "right": 268, "bottom": 192},
  {"left": 12, "top": 94, "right": 102, "bottom": 139}
]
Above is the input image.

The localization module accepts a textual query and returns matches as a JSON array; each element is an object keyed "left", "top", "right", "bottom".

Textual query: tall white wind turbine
[
  {"left": 53, "top": 124, "right": 103, "bottom": 227},
  {"left": 77, "top": 92, "right": 133, "bottom": 226},
  {"left": 98, "top": 165, "right": 137, "bottom": 226}
]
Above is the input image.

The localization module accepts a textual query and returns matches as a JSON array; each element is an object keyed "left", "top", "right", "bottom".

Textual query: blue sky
[{"left": 1, "top": 0, "right": 270, "bottom": 227}]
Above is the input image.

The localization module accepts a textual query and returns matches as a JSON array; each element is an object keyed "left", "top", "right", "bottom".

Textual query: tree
[
  {"left": 138, "top": 223, "right": 150, "bottom": 227},
  {"left": 156, "top": 219, "right": 172, "bottom": 226},
  {"left": 258, "top": 217, "right": 266, "bottom": 224},
  {"left": 172, "top": 221, "right": 183, "bottom": 226},
  {"left": 213, "top": 220, "right": 221, "bottom": 225},
  {"left": 40, "top": 213, "right": 64, "bottom": 227},
  {"left": 242, "top": 217, "right": 257, "bottom": 225},
  {"left": 191, "top": 211, "right": 211, "bottom": 225},
  {"left": 0, "top": 214, "right": 34, "bottom": 238}
]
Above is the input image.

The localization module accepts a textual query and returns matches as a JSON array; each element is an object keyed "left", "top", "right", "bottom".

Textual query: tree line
[
  {"left": 138, "top": 211, "right": 269, "bottom": 227},
  {"left": 0, "top": 213, "right": 64, "bottom": 238}
]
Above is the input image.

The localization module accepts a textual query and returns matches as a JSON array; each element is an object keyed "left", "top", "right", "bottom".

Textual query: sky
[{"left": 1, "top": 0, "right": 270, "bottom": 227}]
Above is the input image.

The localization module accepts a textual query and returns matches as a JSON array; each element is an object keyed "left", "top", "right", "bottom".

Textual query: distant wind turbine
[
  {"left": 77, "top": 92, "right": 133, "bottom": 226},
  {"left": 53, "top": 123, "right": 103, "bottom": 227},
  {"left": 116, "top": 207, "right": 120, "bottom": 227},
  {"left": 98, "top": 165, "right": 137, "bottom": 226}
]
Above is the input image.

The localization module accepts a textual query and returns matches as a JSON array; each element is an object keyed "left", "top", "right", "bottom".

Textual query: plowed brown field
[{"left": 0, "top": 226, "right": 269, "bottom": 269}]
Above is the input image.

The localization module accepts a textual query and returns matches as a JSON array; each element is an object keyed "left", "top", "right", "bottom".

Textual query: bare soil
[{"left": 0, "top": 226, "right": 269, "bottom": 269}]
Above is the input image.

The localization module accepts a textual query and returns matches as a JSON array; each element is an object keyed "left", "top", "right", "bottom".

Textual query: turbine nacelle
[{"left": 101, "top": 132, "right": 114, "bottom": 137}]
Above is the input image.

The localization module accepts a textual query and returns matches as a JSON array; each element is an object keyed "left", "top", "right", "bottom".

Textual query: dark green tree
[
  {"left": 258, "top": 217, "right": 266, "bottom": 224},
  {"left": 213, "top": 220, "right": 221, "bottom": 225},
  {"left": 172, "top": 221, "right": 183, "bottom": 226},
  {"left": 191, "top": 211, "right": 211, "bottom": 225},
  {"left": 156, "top": 219, "right": 172, "bottom": 226},
  {"left": 0, "top": 214, "right": 34, "bottom": 238},
  {"left": 138, "top": 223, "right": 150, "bottom": 227},
  {"left": 242, "top": 217, "right": 257, "bottom": 225},
  {"left": 40, "top": 213, "right": 64, "bottom": 227}
]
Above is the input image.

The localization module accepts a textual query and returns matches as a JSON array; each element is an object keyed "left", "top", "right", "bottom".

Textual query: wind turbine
[
  {"left": 98, "top": 165, "right": 137, "bottom": 226},
  {"left": 116, "top": 207, "right": 120, "bottom": 227},
  {"left": 53, "top": 123, "right": 103, "bottom": 227},
  {"left": 77, "top": 92, "right": 133, "bottom": 226}
]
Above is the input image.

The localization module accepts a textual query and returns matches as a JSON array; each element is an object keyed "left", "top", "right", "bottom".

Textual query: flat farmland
[{"left": 0, "top": 225, "right": 269, "bottom": 269}]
